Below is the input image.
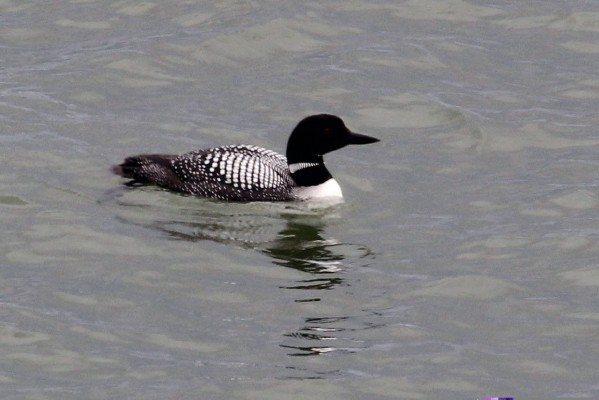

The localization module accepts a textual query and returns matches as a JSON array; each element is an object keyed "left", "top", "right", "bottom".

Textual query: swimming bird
[{"left": 113, "top": 114, "right": 379, "bottom": 201}]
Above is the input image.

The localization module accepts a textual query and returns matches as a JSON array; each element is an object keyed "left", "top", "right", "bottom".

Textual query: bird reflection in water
[
  {"left": 263, "top": 218, "right": 347, "bottom": 291},
  {"left": 262, "top": 217, "right": 375, "bottom": 357},
  {"left": 115, "top": 197, "right": 374, "bottom": 357}
]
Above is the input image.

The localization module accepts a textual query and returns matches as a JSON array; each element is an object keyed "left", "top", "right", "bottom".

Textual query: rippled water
[{"left": 2, "top": 1, "right": 599, "bottom": 399}]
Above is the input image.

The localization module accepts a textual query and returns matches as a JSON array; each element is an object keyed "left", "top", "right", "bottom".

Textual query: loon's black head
[{"left": 285, "top": 114, "right": 379, "bottom": 163}]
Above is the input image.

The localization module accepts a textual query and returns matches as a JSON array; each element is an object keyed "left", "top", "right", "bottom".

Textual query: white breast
[{"left": 292, "top": 178, "right": 343, "bottom": 200}]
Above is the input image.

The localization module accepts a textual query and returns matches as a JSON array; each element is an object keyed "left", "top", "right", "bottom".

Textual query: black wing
[{"left": 172, "top": 145, "right": 295, "bottom": 201}]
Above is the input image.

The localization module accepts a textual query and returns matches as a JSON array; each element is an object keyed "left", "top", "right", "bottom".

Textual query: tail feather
[{"left": 113, "top": 154, "right": 182, "bottom": 188}]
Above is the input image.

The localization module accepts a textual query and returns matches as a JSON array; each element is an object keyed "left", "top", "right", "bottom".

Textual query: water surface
[{"left": 2, "top": 1, "right": 599, "bottom": 399}]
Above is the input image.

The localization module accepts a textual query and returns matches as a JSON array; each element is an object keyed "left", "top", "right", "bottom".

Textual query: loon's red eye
[{"left": 323, "top": 128, "right": 332, "bottom": 135}]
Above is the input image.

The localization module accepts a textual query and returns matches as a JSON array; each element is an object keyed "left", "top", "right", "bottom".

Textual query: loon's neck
[{"left": 288, "top": 156, "right": 333, "bottom": 187}]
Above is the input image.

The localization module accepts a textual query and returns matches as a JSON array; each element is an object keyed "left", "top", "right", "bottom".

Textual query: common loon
[{"left": 113, "top": 114, "right": 379, "bottom": 201}]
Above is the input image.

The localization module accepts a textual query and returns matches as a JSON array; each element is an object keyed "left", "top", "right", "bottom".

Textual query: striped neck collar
[
  {"left": 288, "top": 161, "right": 333, "bottom": 187},
  {"left": 288, "top": 162, "right": 321, "bottom": 174}
]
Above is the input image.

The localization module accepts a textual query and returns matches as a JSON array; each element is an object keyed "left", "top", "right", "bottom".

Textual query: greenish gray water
[{"left": 2, "top": 1, "right": 599, "bottom": 399}]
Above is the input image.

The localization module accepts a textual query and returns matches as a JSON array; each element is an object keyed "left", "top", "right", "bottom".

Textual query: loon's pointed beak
[{"left": 348, "top": 131, "right": 380, "bottom": 145}]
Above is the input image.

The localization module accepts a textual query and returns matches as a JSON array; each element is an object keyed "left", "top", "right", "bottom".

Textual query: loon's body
[{"left": 113, "top": 114, "right": 379, "bottom": 202}]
